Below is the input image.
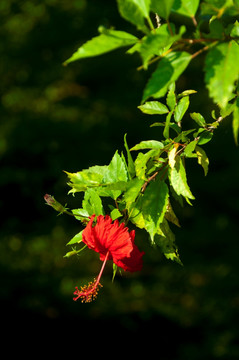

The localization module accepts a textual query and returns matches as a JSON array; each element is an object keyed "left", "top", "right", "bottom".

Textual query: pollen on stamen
[{"left": 73, "top": 279, "right": 103, "bottom": 303}]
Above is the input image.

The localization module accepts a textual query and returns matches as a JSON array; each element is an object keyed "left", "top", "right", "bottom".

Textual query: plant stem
[{"left": 147, "top": 16, "right": 155, "bottom": 33}]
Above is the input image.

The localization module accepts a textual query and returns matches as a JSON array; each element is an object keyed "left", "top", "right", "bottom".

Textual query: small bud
[{"left": 44, "top": 194, "right": 66, "bottom": 213}]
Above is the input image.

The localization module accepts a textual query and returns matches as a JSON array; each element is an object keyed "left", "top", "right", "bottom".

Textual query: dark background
[{"left": 1, "top": 1, "right": 239, "bottom": 358}]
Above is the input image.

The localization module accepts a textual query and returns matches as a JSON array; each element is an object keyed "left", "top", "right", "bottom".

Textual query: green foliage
[{"left": 48, "top": 0, "right": 239, "bottom": 266}]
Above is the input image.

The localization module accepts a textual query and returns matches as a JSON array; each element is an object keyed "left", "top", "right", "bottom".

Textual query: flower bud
[{"left": 44, "top": 194, "right": 66, "bottom": 213}]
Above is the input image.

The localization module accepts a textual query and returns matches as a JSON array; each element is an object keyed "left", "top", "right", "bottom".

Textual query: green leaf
[
  {"left": 124, "top": 134, "right": 136, "bottom": 178},
  {"left": 130, "top": 178, "right": 169, "bottom": 242},
  {"left": 165, "top": 201, "right": 180, "bottom": 227},
  {"left": 110, "top": 208, "right": 122, "bottom": 220},
  {"left": 198, "top": 131, "right": 213, "bottom": 145},
  {"left": 190, "top": 112, "right": 206, "bottom": 127},
  {"left": 205, "top": 41, "right": 239, "bottom": 109},
  {"left": 174, "top": 95, "right": 189, "bottom": 123},
  {"left": 142, "top": 51, "right": 191, "bottom": 102},
  {"left": 230, "top": 20, "right": 239, "bottom": 37},
  {"left": 177, "top": 89, "right": 197, "bottom": 98},
  {"left": 169, "top": 155, "right": 195, "bottom": 200},
  {"left": 138, "top": 101, "right": 169, "bottom": 115},
  {"left": 151, "top": 0, "right": 175, "bottom": 19},
  {"left": 232, "top": 97, "right": 239, "bottom": 145},
  {"left": 100, "top": 151, "right": 129, "bottom": 199},
  {"left": 163, "top": 111, "right": 173, "bottom": 139},
  {"left": 103, "top": 151, "right": 128, "bottom": 183},
  {"left": 131, "top": 140, "right": 164, "bottom": 151},
  {"left": 66, "top": 165, "right": 108, "bottom": 194},
  {"left": 66, "top": 230, "right": 83, "bottom": 246},
  {"left": 117, "top": 0, "right": 151, "bottom": 32},
  {"left": 155, "top": 219, "right": 182, "bottom": 265},
  {"left": 72, "top": 208, "right": 89, "bottom": 221},
  {"left": 124, "top": 178, "right": 145, "bottom": 207},
  {"left": 184, "top": 139, "right": 198, "bottom": 158},
  {"left": 64, "top": 28, "right": 138, "bottom": 65},
  {"left": 135, "top": 149, "right": 160, "bottom": 180},
  {"left": 201, "top": 0, "right": 238, "bottom": 16},
  {"left": 172, "top": 0, "right": 200, "bottom": 17},
  {"left": 195, "top": 145, "right": 209, "bottom": 176},
  {"left": 138, "top": 32, "right": 171, "bottom": 68},
  {"left": 82, "top": 188, "right": 104, "bottom": 216},
  {"left": 166, "top": 82, "right": 176, "bottom": 110}
]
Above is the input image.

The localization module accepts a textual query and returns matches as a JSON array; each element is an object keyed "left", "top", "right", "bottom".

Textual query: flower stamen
[{"left": 73, "top": 251, "right": 109, "bottom": 303}]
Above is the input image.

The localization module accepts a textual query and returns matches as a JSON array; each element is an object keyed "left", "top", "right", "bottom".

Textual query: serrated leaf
[
  {"left": 172, "top": 0, "right": 200, "bottom": 17},
  {"left": 66, "top": 165, "right": 108, "bottom": 194},
  {"left": 64, "top": 28, "right": 137, "bottom": 65},
  {"left": 103, "top": 151, "right": 128, "bottom": 183},
  {"left": 174, "top": 95, "right": 189, "bottom": 123},
  {"left": 82, "top": 188, "right": 104, "bottom": 216},
  {"left": 169, "top": 156, "right": 195, "bottom": 200},
  {"left": 142, "top": 51, "right": 191, "bottom": 102},
  {"left": 98, "top": 151, "right": 129, "bottom": 199},
  {"left": 135, "top": 149, "right": 160, "bottom": 180},
  {"left": 138, "top": 101, "right": 169, "bottom": 115},
  {"left": 130, "top": 140, "right": 164, "bottom": 151},
  {"left": 155, "top": 219, "right": 182, "bottom": 265},
  {"left": 205, "top": 40, "right": 239, "bottom": 109},
  {"left": 196, "top": 145, "right": 209, "bottom": 176},
  {"left": 117, "top": 0, "right": 150, "bottom": 32},
  {"left": 124, "top": 178, "right": 145, "bottom": 208},
  {"left": 130, "top": 178, "right": 169, "bottom": 242}
]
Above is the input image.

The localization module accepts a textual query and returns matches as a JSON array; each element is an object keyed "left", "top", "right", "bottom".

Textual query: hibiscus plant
[{"left": 45, "top": 0, "right": 239, "bottom": 302}]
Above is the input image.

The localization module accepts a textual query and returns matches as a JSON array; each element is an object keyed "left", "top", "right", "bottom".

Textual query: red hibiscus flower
[{"left": 73, "top": 215, "right": 144, "bottom": 302}]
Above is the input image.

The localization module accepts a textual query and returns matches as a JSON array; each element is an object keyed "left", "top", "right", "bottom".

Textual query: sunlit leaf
[
  {"left": 172, "top": 0, "right": 200, "bottom": 17},
  {"left": 155, "top": 219, "right": 183, "bottom": 265},
  {"left": 174, "top": 95, "right": 189, "bottom": 123},
  {"left": 82, "top": 188, "right": 104, "bottom": 216},
  {"left": 66, "top": 165, "right": 108, "bottom": 194},
  {"left": 169, "top": 155, "right": 195, "bottom": 200},
  {"left": 66, "top": 231, "right": 83, "bottom": 246},
  {"left": 138, "top": 101, "right": 169, "bottom": 115},
  {"left": 130, "top": 140, "right": 164, "bottom": 151},
  {"left": 232, "top": 97, "right": 239, "bottom": 145},
  {"left": 64, "top": 28, "right": 138, "bottom": 64},
  {"left": 117, "top": 0, "right": 150, "bottom": 32},
  {"left": 196, "top": 145, "right": 209, "bottom": 176},
  {"left": 205, "top": 40, "right": 239, "bottom": 109},
  {"left": 130, "top": 178, "right": 169, "bottom": 242},
  {"left": 190, "top": 112, "right": 206, "bottom": 127},
  {"left": 142, "top": 51, "right": 191, "bottom": 102}
]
